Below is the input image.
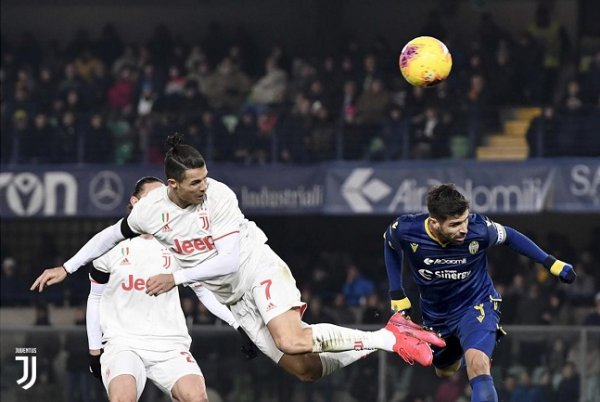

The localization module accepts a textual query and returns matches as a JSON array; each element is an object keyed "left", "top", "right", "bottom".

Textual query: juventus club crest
[
  {"left": 15, "top": 347, "right": 37, "bottom": 390},
  {"left": 198, "top": 210, "right": 209, "bottom": 230}
]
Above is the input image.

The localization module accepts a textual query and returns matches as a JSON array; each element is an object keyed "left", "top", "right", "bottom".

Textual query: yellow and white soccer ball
[{"left": 399, "top": 36, "right": 452, "bottom": 87}]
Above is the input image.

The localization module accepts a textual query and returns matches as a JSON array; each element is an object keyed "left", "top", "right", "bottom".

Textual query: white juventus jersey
[
  {"left": 93, "top": 237, "right": 191, "bottom": 351},
  {"left": 127, "top": 179, "right": 268, "bottom": 304}
]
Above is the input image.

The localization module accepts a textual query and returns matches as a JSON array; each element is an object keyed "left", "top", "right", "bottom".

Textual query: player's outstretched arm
[
  {"left": 384, "top": 229, "right": 411, "bottom": 315},
  {"left": 86, "top": 275, "right": 107, "bottom": 380},
  {"left": 146, "top": 233, "right": 241, "bottom": 296},
  {"left": 30, "top": 220, "right": 129, "bottom": 292},
  {"left": 503, "top": 226, "right": 577, "bottom": 284},
  {"left": 191, "top": 283, "right": 237, "bottom": 327}
]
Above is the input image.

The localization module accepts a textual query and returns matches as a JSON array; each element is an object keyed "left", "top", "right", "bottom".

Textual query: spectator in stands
[
  {"left": 232, "top": 111, "right": 258, "bottom": 164},
  {"left": 58, "top": 63, "right": 83, "bottom": 96},
  {"left": 196, "top": 300, "right": 219, "bottom": 326},
  {"left": 186, "top": 59, "right": 212, "bottom": 96},
  {"left": 488, "top": 39, "right": 516, "bottom": 105},
  {"left": 555, "top": 362, "right": 580, "bottom": 402},
  {"left": 136, "top": 83, "right": 158, "bottom": 117},
  {"left": 8, "top": 109, "right": 30, "bottom": 164},
  {"left": 64, "top": 88, "right": 85, "bottom": 114},
  {"left": 203, "top": 56, "right": 251, "bottom": 114},
  {"left": 546, "top": 338, "right": 568, "bottom": 374},
  {"left": 180, "top": 81, "right": 209, "bottom": 120},
  {"left": 342, "top": 264, "right": 375, "bottom": 309},
  {"left": 27, "top": 112, "right": 55, "bottom": 164},
  {"left": 25, "top": 303, "right": 61, "bottom": 386},
  {"left": 163, "top": 64, "right": 187, "bottom": 110},
  {"left": 106, "top": 66, "right": 135, "bottom": 112},
  {"left": 541, "top": 291, "right": 574, "bottom": 326},
  {"left": 1, "top": 257, "right": 29, "bottom": 306},
  {"left": 246, "top": 56, "right": 288, "bottom": 114},
  {"left": 82, "top": 62, "right": 111, "bottom": 110},
  {"left": 34, "top": 66, "right": 58, "bottom": 113},
  {"left": 302, "top": 295, "right": 336, "bottom": 325},
  {"left": 83, "top": 113, "right": 113, "bottom": 163},
  {"left": 526, "top": 106, "right": 560, "bottom": 157},
  {"left": 528, "top": 4, "right": 571, "bottom": 103},
  {"left": 54, "top": 111, "right": 82, "bottom": 163},
  {"left": 64, "top": 306, "right": 101, "bottom": 402},
  {"left": 327, "top": 293, "right": 357, "bottom": 324},
  {"left": 434, "top": 373, "right": 465, "bottom": 402},
  {"left": 107, "top": 106, "right": 136, "bottom": 164},
  {"left": 411, "top": 105, "right": 450, "bottom": 159},
  {"left": 559, "top": 79, "right": 585, "bottom": 115},
  {"left": 495, "top": 374, "right": 516, "bottom": 402},
  {"left": 305, "top": 104, "right": 335, "bottom": 162},
  {"left": 531, "top": 368, "right": 556, "bottom": 402},
  {"left": 356, "top": 77, "right": 390, "bottom": 125},
  {"left": 180, "top": 295, "right": 198, "bottom": 327},
  {"left": 563, "top": 254, "right": 596, "bottom": 305},
  {"left": 583, "top": 292, "right": 600, "bottom": 326},
  {"left": 515, "top": 283, "right": 546, "bottom": 325},
  {"left": 73, "top": 48, "right": 103, "bottom": 83},
  {"left": 582, "top": 51, "right": 600, "bottom": 104},
  {"left": 361, "top": 293, "right": 386, "bottom": 325},
  {"left": 367, "top": 104, "right": 407, "bottom": 160}
]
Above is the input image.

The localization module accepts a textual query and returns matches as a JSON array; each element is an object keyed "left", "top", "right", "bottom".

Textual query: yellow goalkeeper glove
[
  {"left": 390, "top": 290, "right": 412, "bottom": 315},
  {"left": 544, "top": 255, "right": 576, "bottom": 284}
]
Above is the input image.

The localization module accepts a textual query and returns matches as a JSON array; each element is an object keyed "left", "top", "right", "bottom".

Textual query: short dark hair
[
  {"left": 128, "top": 176, "right": 163, "bottom": 211},
  {"left": 426, "top": 183, "right": 469, "bottom": 221},
  {"left": 164, "top": 133, "right": 206, "bottom": 182}
]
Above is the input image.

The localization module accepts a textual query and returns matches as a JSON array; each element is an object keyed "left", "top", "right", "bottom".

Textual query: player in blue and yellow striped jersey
[{"left": 383, "top": 183, "right": 576, "bottom": 402}]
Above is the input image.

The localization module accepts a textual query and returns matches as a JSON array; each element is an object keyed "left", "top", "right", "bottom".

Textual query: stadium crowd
[{"left": 1, "top": 6, "right": 599, "bottom": 166}]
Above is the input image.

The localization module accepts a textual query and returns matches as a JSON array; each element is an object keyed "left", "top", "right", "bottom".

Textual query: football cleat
[
  {"left": 391, "top": 332, "right": 434, "bottom": 366},
  {"left": 386, "top": 312, "right": 446, "bottom": 348}
]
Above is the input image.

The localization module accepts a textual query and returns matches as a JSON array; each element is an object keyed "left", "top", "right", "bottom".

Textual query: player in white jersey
[
  {"left": 85, "top": 177, "right": 249, "bottom": 402},
  {"left": 32, "top": 134, "right": 445, "bottom": 381}
]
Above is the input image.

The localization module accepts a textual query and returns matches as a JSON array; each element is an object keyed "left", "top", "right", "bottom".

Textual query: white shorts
[
  {"left": 230, "top": 246, "right": 306, "bottom": 363},
  {"left": 101, "top": 343, "right": 203, "bottom": 401}
]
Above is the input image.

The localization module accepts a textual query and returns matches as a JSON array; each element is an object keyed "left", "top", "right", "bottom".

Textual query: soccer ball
[{"left": 399, "top": 36, "right": 452, "bottom": 87}]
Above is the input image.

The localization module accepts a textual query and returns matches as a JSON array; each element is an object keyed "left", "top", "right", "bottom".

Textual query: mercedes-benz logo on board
[{"left": 89, "top": 171, "right": 124, "bottom": 211}]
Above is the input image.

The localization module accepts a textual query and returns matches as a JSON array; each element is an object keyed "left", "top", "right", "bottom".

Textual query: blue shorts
[{"left": 428, "top": 296, "right": 502, "bottom": 369}]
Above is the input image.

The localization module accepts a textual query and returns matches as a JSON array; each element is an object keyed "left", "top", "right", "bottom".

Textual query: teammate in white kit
[
  {"left": 85, "top": 177, "right": 244, "bottom": 402},
  {"left": 32, "top": 134, "right": 445, "bottom": 381}
]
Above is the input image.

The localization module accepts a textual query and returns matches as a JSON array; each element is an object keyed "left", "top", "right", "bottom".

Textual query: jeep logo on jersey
[
  {"left": 418, "top": 269, "right": 472, "bottom": 281},
  {"left": 121, "top": 274, "right": 147, "bottom": 291},
  {"left": 424, "top": 257, "right": 467, "bottom": 265},
  {"left": 170, "top": 236, "right": 215, "bottom": 255}
]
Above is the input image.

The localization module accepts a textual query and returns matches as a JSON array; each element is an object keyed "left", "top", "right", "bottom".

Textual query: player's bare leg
[
  {"left": 278, "top": 353, "right": 323, "bottom": 382},
  {"left": 464, "top": 348, "right": 491, "bottom": 379},
  {"left": 465, "top": 348, "right": 497, "bottom": 402},
  {"left": 435, "top": 359, "right": 462, "bottom": 378},
  {"left": 171, "top": 374, "right": 208, "bottom": 402},
  {"left": 266, "top": 307, "right": 444, "bottom": 377},
  {"left": 108, "top": 374, "right": 138, "bottom": 402},
  {"left": 278, "top": 350, "right": 376, "bottom": 382},
  {"left": 266, "top": 308, "right": 313, "bottom": 354}
]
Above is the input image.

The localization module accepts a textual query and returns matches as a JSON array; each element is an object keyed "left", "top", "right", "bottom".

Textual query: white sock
[
  {"left": 319, "top": 349, "right": 377, "bottom": 378},
  {"left": 310, "top": 323, "right": 395, "bottom": 353}
]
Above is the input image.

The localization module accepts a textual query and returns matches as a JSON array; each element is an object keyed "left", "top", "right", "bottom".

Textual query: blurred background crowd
[{"left": 1, "top": 4, "right": 599, "bottom": 166}]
